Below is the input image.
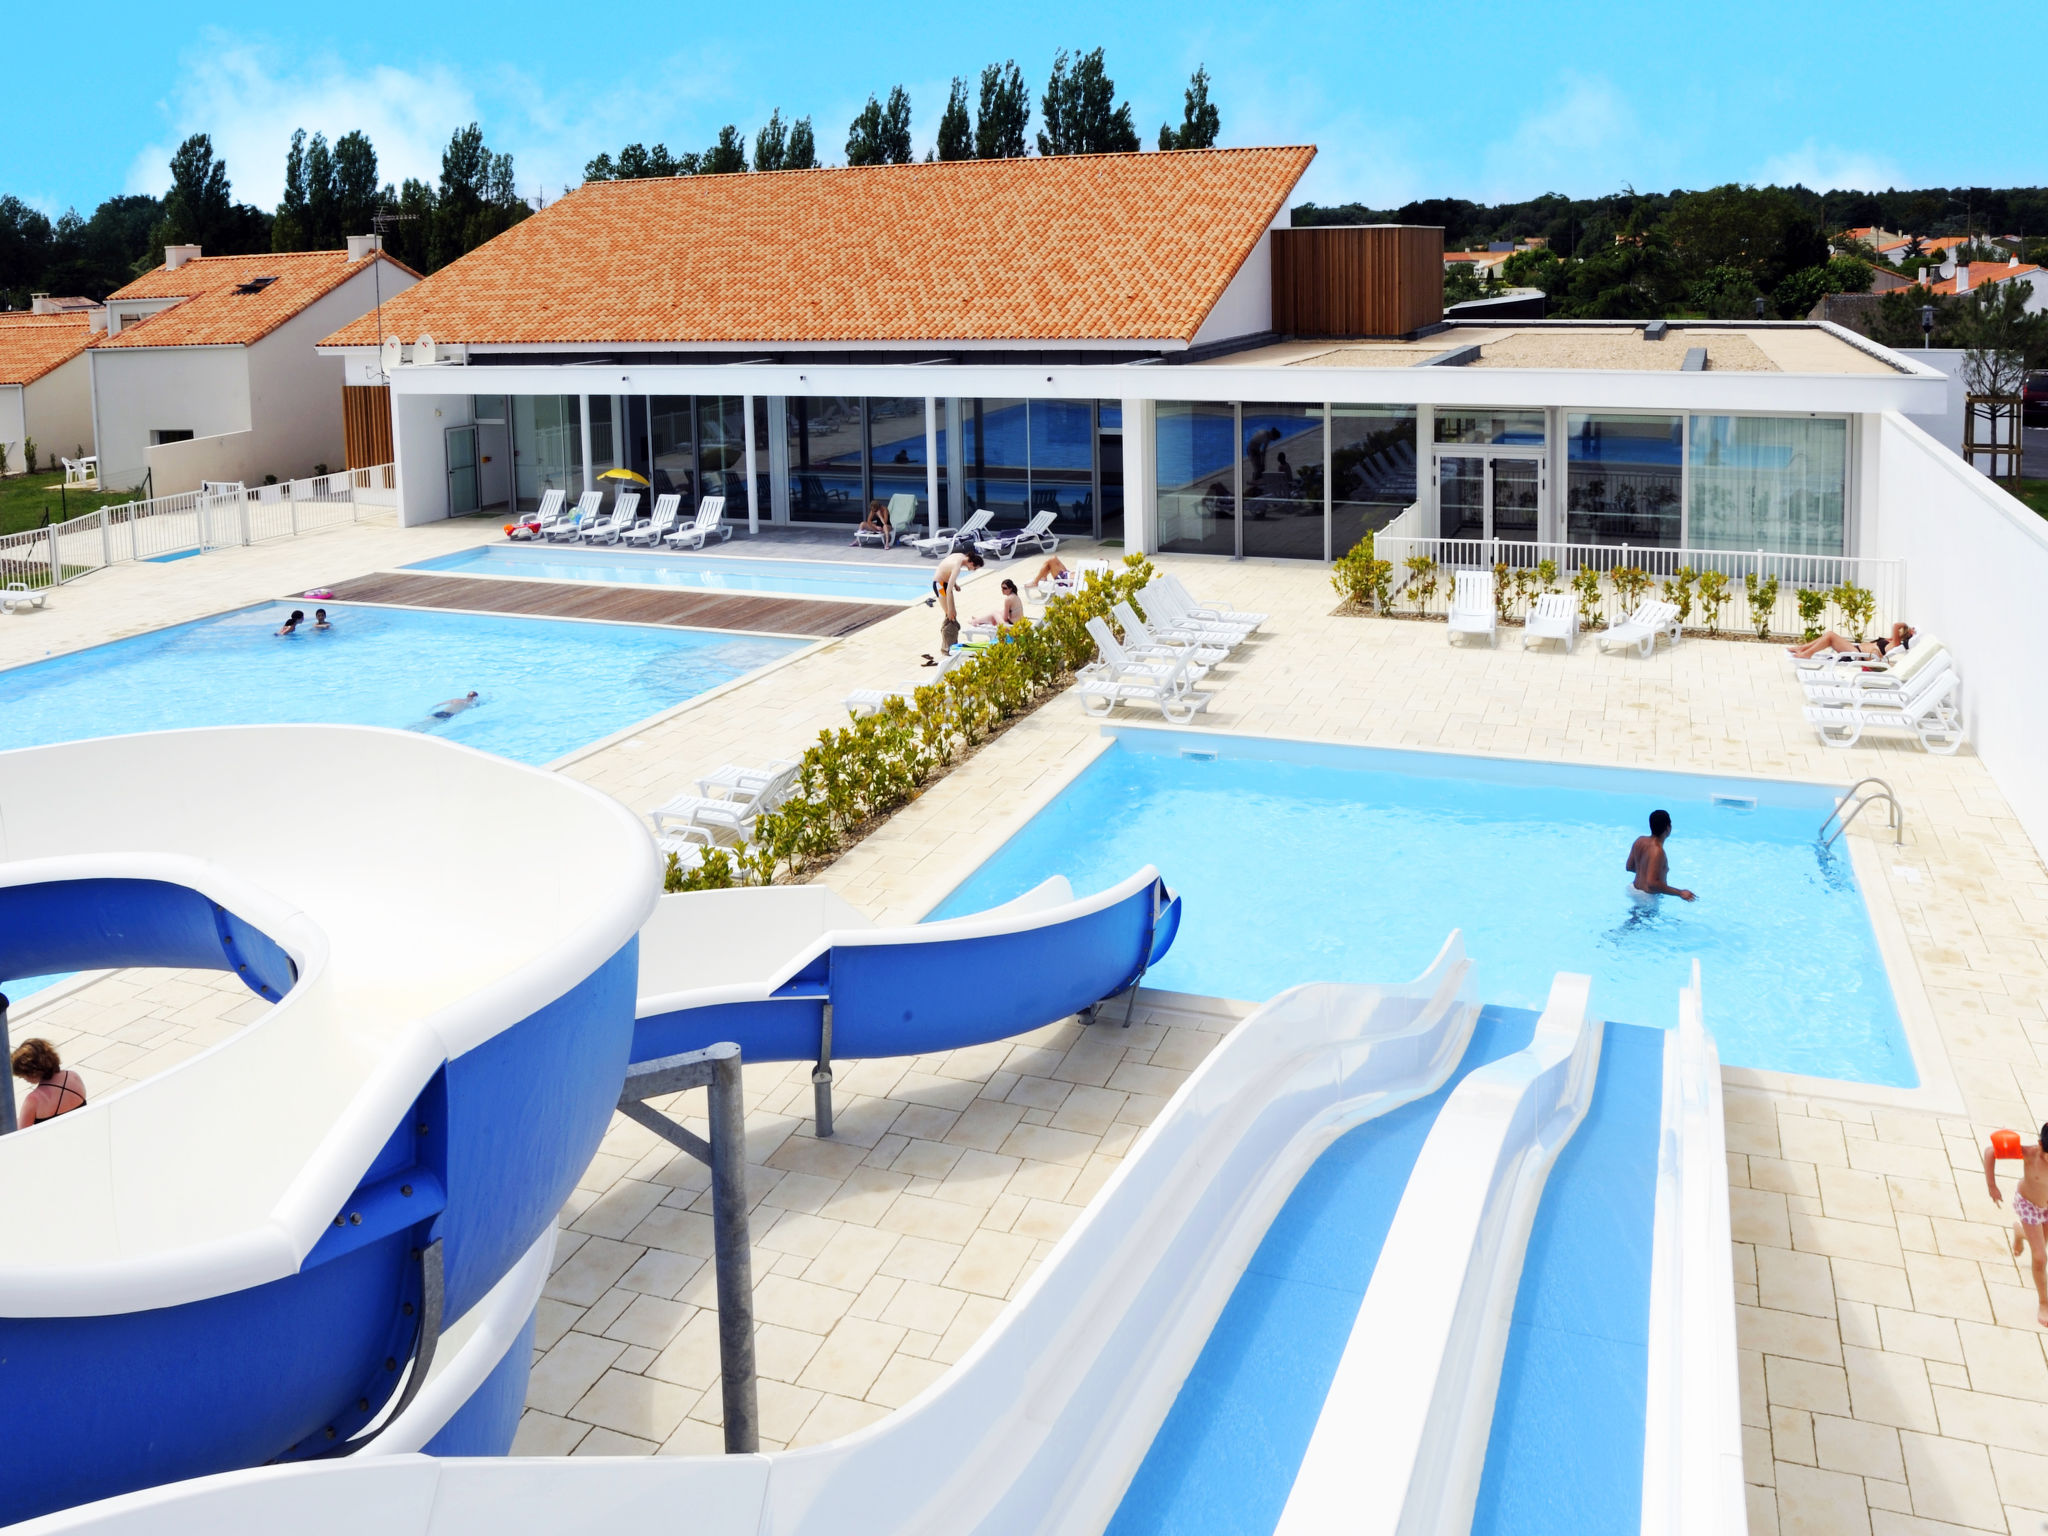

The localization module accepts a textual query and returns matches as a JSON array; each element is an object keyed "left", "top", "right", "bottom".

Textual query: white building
[
  {"left": 0, "top": 312, "right": 96, "bottom": 475},
  {"left": 90, "top": 238, "right": 418, "bottom": 493}
]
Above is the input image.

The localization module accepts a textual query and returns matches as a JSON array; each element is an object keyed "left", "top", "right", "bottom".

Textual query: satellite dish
[
  {"left": 380, "top": 334, "right": 402, "bottom": 374},
  {"left": 415, "top": 333, "right": 436, "bottom": 364}
]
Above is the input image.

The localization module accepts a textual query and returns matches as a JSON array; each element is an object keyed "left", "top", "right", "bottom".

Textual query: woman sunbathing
[{"left": 1788, "top": 621, "right": 1914, "bottom": 661}]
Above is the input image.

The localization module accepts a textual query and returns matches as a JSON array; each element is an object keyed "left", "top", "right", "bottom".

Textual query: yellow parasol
[{"left": 597, "top": 468, "right": 650, "bottom": 485}]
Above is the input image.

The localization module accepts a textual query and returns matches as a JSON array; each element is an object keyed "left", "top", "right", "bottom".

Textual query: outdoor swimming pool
[
  {"left": 933, "top": 730, "right": 1913, "bottom": 1086},
  {"left": 0, "top": 602, "right": 805, "bottom": 767},
  {"left": 405, "top": 545, "right": 937, "bottom": 603}
]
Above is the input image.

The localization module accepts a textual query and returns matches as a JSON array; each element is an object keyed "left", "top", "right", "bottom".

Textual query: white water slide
[{"left": 21, "top": 927, "right": 1743, "bottom": 1536}]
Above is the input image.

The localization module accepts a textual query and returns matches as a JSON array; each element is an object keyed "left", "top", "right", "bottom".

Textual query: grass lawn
[
  {"left": 0, "top": 471, "right": 133, "bottom": 538},
  {"left": 2013, "top": 480, "right": 2048, "bottom": 521}
]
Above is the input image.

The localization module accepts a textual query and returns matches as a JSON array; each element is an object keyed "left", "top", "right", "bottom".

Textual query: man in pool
[
  {"left": 1626, "top": 809, "right": 1695, "bottom": 901},
  {"left": 1984, "top": 1124, "right": 2048, "bottom": 1326},
  {"left": 312, "top": 608, "right": 331, "bottom": 630},
  {"left": 432, "top": 691, "right": 479, "bottom": 720}
]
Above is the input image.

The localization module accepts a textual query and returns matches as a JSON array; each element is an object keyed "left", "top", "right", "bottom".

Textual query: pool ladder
[{"left": 1819, "top": 777, "right": 1903, "bottom": 850}]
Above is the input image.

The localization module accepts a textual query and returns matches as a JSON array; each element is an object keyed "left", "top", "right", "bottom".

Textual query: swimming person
[
  {"left": 312, "top": 608, "right": 331, "bottom": 630},
  {"left": 970, "top": 579, "right": 1025, "bottom": 629},
  {"left": 1984, "top": 1124, "right": 2048, "bottom": 1327},
  {"left": 11, "top": 1038, "right": 87, "bottom": 1128},
  {"left": 1626, "top": 809, "right": 1695, "bottom": 902},
  {"left": 431, "top": 691, "right": 480, "bottom": 720},
  {"left": 928, "top": 547, "right": 984, "bottom": 652},
  {"left": 1787, "top": 621, "right": 1914, "bottom": 661},
  {"left": 275, "top": 609, "right": 305, "bottom": 636}
]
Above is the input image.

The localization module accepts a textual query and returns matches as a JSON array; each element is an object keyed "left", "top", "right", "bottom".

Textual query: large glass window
[
  {"left": 1330, "top": 404, "right": 1418, "bottom": 555},
  {"left": 651, "top": 396, "right": 695, "bottom": 504},
  {"left": 787, "top": 397, "right": 864, "bottom": 521},
  {"left": 1687, "top": 415, "right": 1847, "bottom": 555},
  {"left": 1240, "top": 403, "right": 1325, "bottom": 559},
  {"left": 867, "top": 397, "right": 930, "bottom": 525},
  {"left": 1032, "top": 400, "right": 1095, "bottom": 532},
  {"left": 510, "top": 394, "right": 582, "bottom": 512},
  {"left": 962, "top": 398, "right": 1030, "bottom": 526},
  {"left": 697, "top": 395, "right": 747, "bottom": 513},
  {"left": 1435, "top": 409, "right": 1545, "bottom": 447},
  {"left": 1565, "top": 413, "right": 1683, "bottom": 548},
  {"left": 587, "top": 395, "right": 616, "bottom": 475},
  {"left": 1155, "top": 401, "right": 1237, "bottom": 556}
]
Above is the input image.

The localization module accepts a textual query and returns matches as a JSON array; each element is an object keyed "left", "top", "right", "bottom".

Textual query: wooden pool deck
[{"left": 323, "top": 571, "right": 906, "bottom": 638}]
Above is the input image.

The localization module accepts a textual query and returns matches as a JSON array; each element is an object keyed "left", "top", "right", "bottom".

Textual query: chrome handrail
[{"left": 1820, "top": 777, "right": 1903, "bottom": 849}]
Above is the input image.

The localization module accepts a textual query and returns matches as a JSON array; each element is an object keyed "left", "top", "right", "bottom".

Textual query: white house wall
[
  {"left": 89, "top": 345, "right": 251, "bottom": 491},
  {"left": 247, "top": 263, "right": 418, "bottom": 483},
  {"left": 1189, "top": 206, "right": 1286, "bottom": 350},
  {"left": 392, "top": 393, "right": 472, "bottom": 526},
  {"left": 0, "top": 385, "right": 24, "bottom": 473},
  {"left": 25, "top": 351, "right": 96, "bottom": 466}
]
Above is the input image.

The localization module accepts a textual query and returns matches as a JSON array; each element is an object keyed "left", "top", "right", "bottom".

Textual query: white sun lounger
[
  {"left": 1139, "top": 581, "right": 1254, "bottom": 643},
  {"left": 1596, "top": 599, "right": 1681, "bottom": 659},
  {"left": 1795, "top": 633, "right": 1944, "bottom": 689},
  {"left": 844, "top": 651, "right": 970, "bottom": 717},
  {"left": 855, "top": 493, "right": 921, "bottom": 549},
  {"left": 578, "top": 492, "right": 640, "bottom": 544},
  {"left": 1080, "top": 618, "right": 1212, "bottom": 722},
  {"left": 1113, "top": 600, "right": 1228, "bottom": 669},
  {"left": 1447, "top": 570, "right": 1498, "bottom": 647},
  {"left": 1028, "top": 558, "right": 1113, "bottom": 601},
  {"left": 912, "top": 508, "right": 992, "bottom": 559},
  {"left": 975, "top": 510, "right": 1060, "bottom": 561},
  {"left": 1804, "top": 664, "right": 1964, "bottom": 754},
  {"left": 694, "top": 757, "right": 799, "bottom": 798},
  {"left": 665, "top": 496, "right": 731, "bottom": 550},
  {"left": 545, "top": 491, "right": 604, "bottom": 541},
  {"left": 1803, "top": 648, "right": 1951, "bottom": 705},
  {"left": 650, "top": 762, "right": 801, "bottom": 845},
  {"left": 520, "top": 488, "right": 566, "bottom": 539},
  {"left": 2, "top": 581, "right": 48, "bottom": 613},
  {"left": 622, "top": 494, "right": 683, "bottom": 546},
  {"left": 1522, "top": 591, "right": 1579, "bottom": 653},
  {"left": 1161, "top": 573, "right": 1265, "bottom": 631}
]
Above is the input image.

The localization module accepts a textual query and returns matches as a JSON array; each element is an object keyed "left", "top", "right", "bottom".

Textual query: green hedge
[{"left": 665, "top": 553, "right": 1159, "bottom": 892}]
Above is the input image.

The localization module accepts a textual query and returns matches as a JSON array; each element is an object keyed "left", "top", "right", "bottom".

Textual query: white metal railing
[
  {"left": 0, "top": 465, "right": 395, "bottom": 591},
  {"left": 1372, "top": 530, "right": 1903, "bottom": 639}
]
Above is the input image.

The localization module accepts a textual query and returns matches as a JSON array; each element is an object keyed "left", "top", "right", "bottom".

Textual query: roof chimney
[
  {"left": 1955, "top": 264, "right": 1970, "bottom": 294},
  {"left": 29, "top": 293, "right": 54, "bottom": 314},
  {"left": 346, "top": 234, "right": 383, "bottom": 262},
  {"left": 164, "top": 244, "right": 201, "bottom": 270}
]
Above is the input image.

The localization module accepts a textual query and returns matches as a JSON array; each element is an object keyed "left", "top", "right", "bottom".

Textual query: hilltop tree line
[{"left": 584, "top": 51, "right": 1218, "bottom": 181}]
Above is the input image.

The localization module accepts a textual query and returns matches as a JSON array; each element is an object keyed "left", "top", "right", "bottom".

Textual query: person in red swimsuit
[{"left": 11, "top": 1038, "right": 87, "bottom": 1128}]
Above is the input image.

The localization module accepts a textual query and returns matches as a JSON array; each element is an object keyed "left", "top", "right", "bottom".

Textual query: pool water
[
  {"left": 933, "top": 732, "right": 1912, "bottom": 1086},
  {"left": 0, "top": 602, "right": 805, "bottom": 767},
  {"left": 406, "top": 545, "right": 937, "bottom": 603}
]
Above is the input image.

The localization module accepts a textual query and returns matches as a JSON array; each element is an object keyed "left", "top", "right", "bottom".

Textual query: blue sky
[{"left": 8, "top": 2, "right": 2039, "bottom": 218}]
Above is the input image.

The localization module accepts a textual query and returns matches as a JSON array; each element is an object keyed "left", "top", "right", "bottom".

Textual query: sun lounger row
[
  {"left": 524, "top": 492, "right": 731, "bottom": 549},
  {"left": 1796, "top": 637, "right": 1963, "bottom": 753},
  {"left": 647, "top": 759, "right": 800, "bottom": 862},
  {"left": 1446, "top": 569, "right": 1681, "bottom": 659},
  {"left": 1076, "top": 575, "right": 1263, "bottom": 723},
  {"left": 910, "top": 508, "right": 1062, "bottom": 561}
]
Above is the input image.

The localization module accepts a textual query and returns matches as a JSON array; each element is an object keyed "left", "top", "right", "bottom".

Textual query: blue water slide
[
  {"left": 0, "top": 727, "right": 657, "bottom": 1526},
  {"left": 630, "top": 868, "right": 1179, "bottom": 1069}
]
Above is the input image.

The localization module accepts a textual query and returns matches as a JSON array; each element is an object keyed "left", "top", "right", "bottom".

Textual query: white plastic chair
[
  {"left": 546, "top": 491, "right": 603, "bottom": 541},
  {"left": 975, "top": 510, "right": 1060, "bottom": 561},
  {"left": 665, "top": 496, "right": 731, "bottom": 550},
  {"left": 1447, "top": 570, "right": 1498, "bottom": 647},
  {"left": 1805, "top": 663, "right": 1964, "bottom": 754},
  {"left": 1522, "top": 591, "right": 1578, "bottom": 653},
  {"left": 912, "top": 508, "right": 991, "bottom": 559},
  {"left": 579, "top": 492, "right": 640, "bottom": 544},
  {"left": 622, "top": 494, "right": 682, "bottom": 546},
  {"left": 1597, "top": 599, "right": 1681, "bottom": 659}
]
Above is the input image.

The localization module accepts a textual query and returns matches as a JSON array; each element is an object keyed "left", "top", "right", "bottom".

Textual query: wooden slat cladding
[
  {"left": 1271, "top": 225, "right": 1444, "bottom": 338},
  {"left": 342, "top": 384, "right": 393, "bottom": 468},
  {"left": 324, "top": 570, "right": 901, "bottom": 638}
]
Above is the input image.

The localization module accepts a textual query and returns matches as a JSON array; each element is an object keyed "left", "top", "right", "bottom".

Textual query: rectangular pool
[
  {"left": 0, "top": 601, "right": 806, "bottom": 767},
  {"left": 933, "top": 729, "right": 1912, "bottom": 1086},
  {"left": 406, "top": 545, "right": 937, "bottom": 603}
]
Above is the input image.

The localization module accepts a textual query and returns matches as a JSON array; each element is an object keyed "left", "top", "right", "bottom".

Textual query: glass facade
[
  {"left": 697, "top": 395, "right": 748, "bottom": 511},
  {"left": 1688, "top": 416, "right": 1847, "bottom": 555},
  {"left": 1155, "top": 400, "right": 1238, "bottom": 555},
  {"left": 787, "top": 396, "right": 864, "bottom": 521},
  {"left": 961, "top": 398, "right": 1030, "bottom": 525},
  {"left": 1326, "top": 405, "right": 1413, "bottom": 555},
  {"left": 1566, "top": 413, "right": 1683, "bottom": 548},
  {"left": 866, "top": 397, "right": 931, "bottom": 524},
  {"left": 1240, "top": 403, "right": 1325, "bottom": 559},
  {"left": 1436, "top": 409, "right": 1545, "bottom": 446},
  {"left": 510, "top": 394, "right": 582, "bottom": 512},
  {"left": 1033, "top": 400, "right": 1095, "bottom": 531}
]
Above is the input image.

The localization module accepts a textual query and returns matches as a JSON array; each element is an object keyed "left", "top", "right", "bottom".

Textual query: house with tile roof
[
  {"left": 317, "top": 146, "right": 1946, "bottom": 562},
  {"left": 0, "top": 311, "right": 96, "bottom": 477},
  {"left": 90, "top": 238, "right": 418, "bottom": 493},
  {"left": 1920, "top": 256, "right": 2045, "bottom": 313}
]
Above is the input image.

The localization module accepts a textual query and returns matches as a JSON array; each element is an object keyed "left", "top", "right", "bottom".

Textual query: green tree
[
  {"left": 1158, "top": 64, "right": 1219, "bottom": 150},
  {"left": 331, "top": 131, "right": 381, "bottom": 240},
  {"left": 1771, "top": 253, "right": 1874, "bottom": 319},
  {"left": 784, "top": 117, "right": 818, "bottom": 170},
  {"left": 1662, "top": 184, "right": 1829, "bottom": 298},
  {"left": 377, "top": 178, "right": 436, "bottom": 274},
  {"left": 976, "top": 61, "right": 1030, "bottom": 158},
  {"left": 701, "top": 126, "right": 747, "bottom": 175},
  {"left": 1687, "top": 262, "right": 1763, "bottom": 318},
  {"left": 428, "top": 122, "right": 526, "bottom": 271},
  {"left": 935, "top": 78, "right": 973, "bottom": 161},
  {"left": 0, "top": 195, "right": 53, "bottom": 308},
  {"left": 1038, "top": 48, "right": 1139, "bottom": 156},
  {"left": 152, "top": 133, "right": 271, "bottom": 260},
  {"left": 754, "top": 111, "right": 790, "bottom": 171},
  {"left": 274, "top": 129, "right": 311, "bottom": 251},
  {"left": 846, "top": 87, "right": 912, "bottom": 166},
  {"left": 1956, "top": 277, "right": 2048, "bottom": 390}
]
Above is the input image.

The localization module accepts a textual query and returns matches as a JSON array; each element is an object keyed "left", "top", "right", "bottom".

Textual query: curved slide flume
[{"left": 0, "top": 727, "right": 657, "bottom": 1526}]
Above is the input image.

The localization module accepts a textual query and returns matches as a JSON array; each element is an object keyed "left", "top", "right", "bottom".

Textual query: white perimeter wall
[
  {"left": 1889, "top": 349, "right": 1971, "bottom": 455},
  {"left": 392, "top": 392, "right": 472, "bottom": 525},
  {"left": 1872, "top": 411, "right": 2048, "bottom": 857},
  {"left": 22, "top": 351, "right": 95, "bottom": 465},
  {"left": 248, "top": 262, "right": 417, "bottom": 484},
  {"left": 145, "top": 430, "right": 264, "bottom": 496},
  {"left": 89, "top": 345, "right": 250, "bottom": 491}
]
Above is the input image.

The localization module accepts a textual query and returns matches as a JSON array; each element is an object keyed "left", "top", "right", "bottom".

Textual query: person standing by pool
[
  {"left": 1626, "top": 809, "right": 1695, "bottom": 901},
  {"left": 1984, "top": 1124, "right": 2048, "bottom": 1327},
  {"left": 275, "top": 610, "right": 305, "bottom": 636},
  {"left": 431, "top": 691, "right": 479, "bottom": 720},
  {"left": 928, "top": 547, "right": 984, "bottom": 653},
  {"left": 11, "top": 1038, "right": 86, "bottom": 1128}
]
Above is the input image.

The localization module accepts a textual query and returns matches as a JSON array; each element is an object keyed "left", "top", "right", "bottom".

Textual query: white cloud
[
  {"left": 1474, "top": 73, "right": 1670, "bottom": 201},
  {"left": 1755, "top": 141, "right": 1901, "bottom": 192},
  {"left": 1218, "top": 67, "right": 1428, "bottom": 210}
]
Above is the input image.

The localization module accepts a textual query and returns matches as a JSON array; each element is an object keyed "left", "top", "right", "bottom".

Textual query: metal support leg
[
  {"left": 329, "top": 1237, "right": 444, "bottom": 1456},
  {"left": 618, "top": 1041, "right": 758, "bottom": 1454},
  {"left": 812, "top": 999, "right": 835, "bottom": 1139}
]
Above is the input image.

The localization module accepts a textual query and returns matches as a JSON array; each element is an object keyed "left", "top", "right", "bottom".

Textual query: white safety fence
[
  {"left": 1372, "top": 504, "right": 1904, "bottom": 638},
  {"left": 0, "top": 465, "right": 394, "bottom": 592}
]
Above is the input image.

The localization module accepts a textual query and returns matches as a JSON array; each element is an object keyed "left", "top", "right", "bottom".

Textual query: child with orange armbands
[{"left": 1984, "top": 1123, "right": 2048, "bottom": 1327}]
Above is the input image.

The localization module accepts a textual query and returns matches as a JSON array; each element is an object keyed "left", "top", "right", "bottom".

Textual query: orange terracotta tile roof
[
  {"left": 97, "top": 249, "right": 419, "bottom": 350},
  {"left": 322, "top": 147, "right": 1316, "bottom": 349},
  {"left": 1925, "top": 261, "right": 2042, "bottom": 297},
  {"left": 0, "top": 311, "right": 95, "bottom": 385}
]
